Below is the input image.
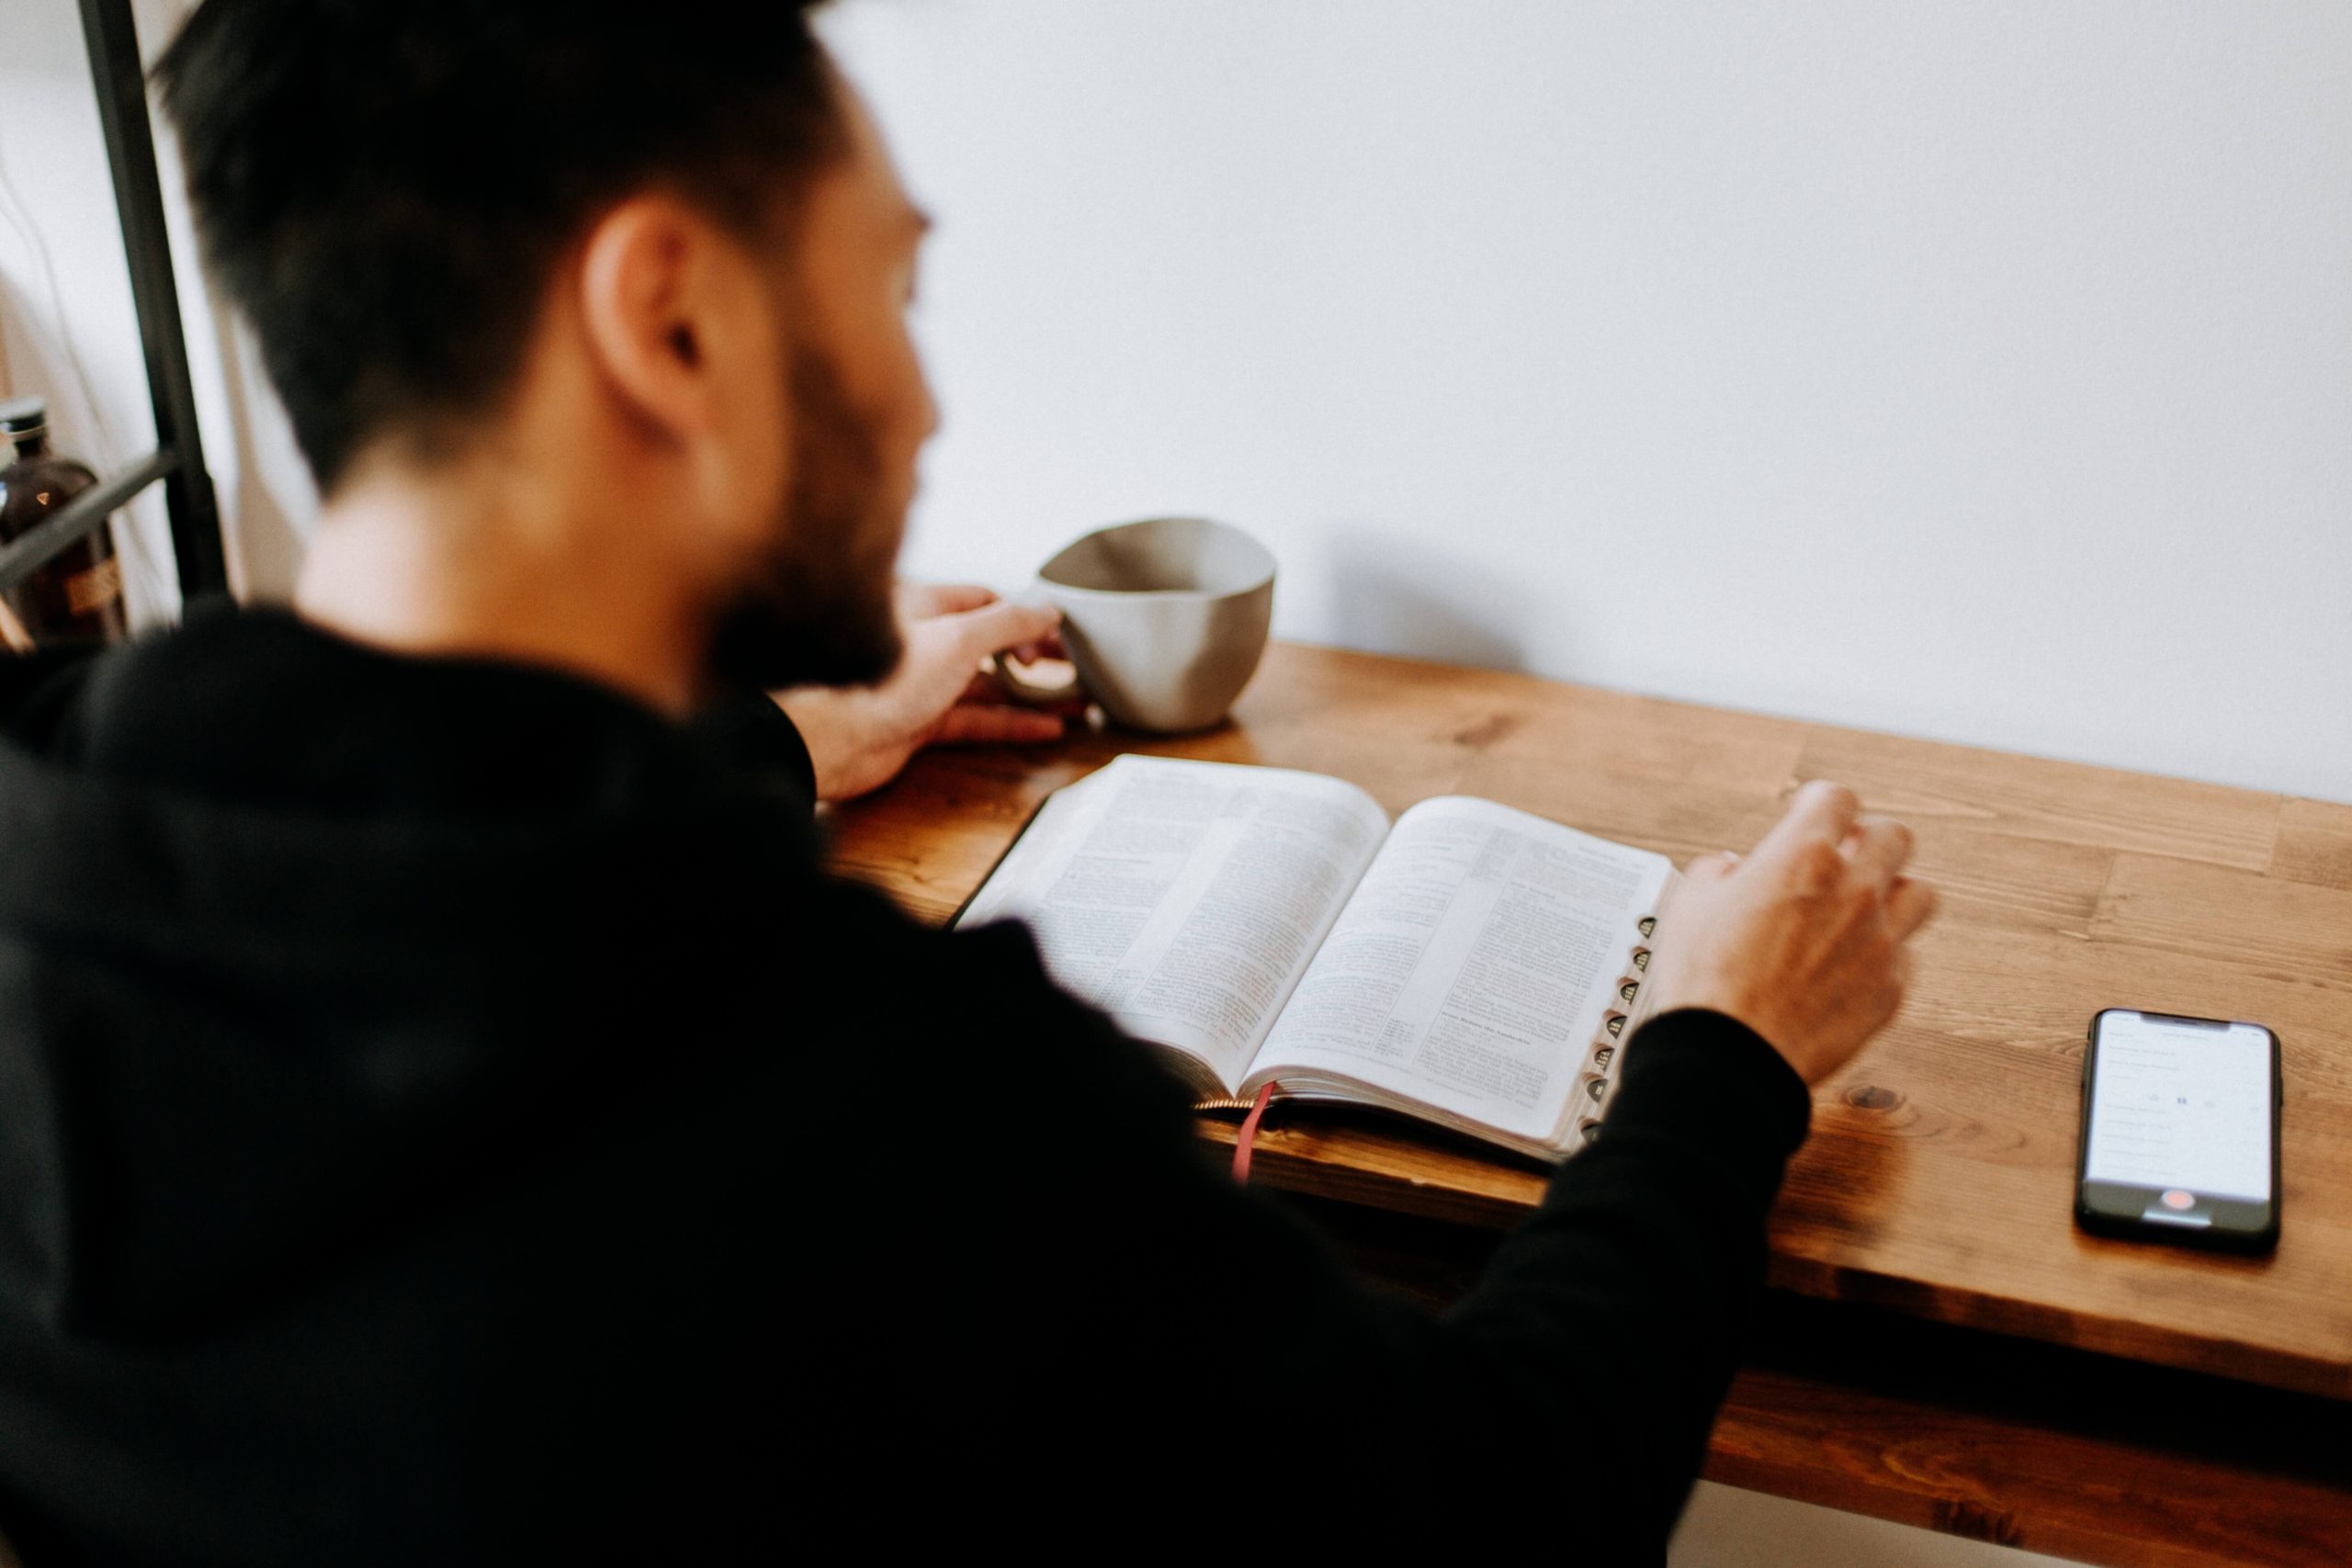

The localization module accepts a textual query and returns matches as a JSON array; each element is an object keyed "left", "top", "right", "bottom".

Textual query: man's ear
[{"left": 576, "top": 195, "right": 740, "bottom": 442}]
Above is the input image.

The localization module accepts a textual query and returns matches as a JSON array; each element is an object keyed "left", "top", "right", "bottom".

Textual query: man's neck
[{"left": 295, "top": 462, "right": 708, "bottom": 717}]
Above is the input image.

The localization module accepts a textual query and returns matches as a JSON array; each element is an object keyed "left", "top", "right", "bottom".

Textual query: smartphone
[{"left": 2076, "top": 1009, "right": 2281, "bottom": 1252}]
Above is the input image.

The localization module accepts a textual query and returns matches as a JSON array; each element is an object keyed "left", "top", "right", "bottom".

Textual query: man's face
[{"left": 709, "top": 77, "right": 937, "bottom": 693}]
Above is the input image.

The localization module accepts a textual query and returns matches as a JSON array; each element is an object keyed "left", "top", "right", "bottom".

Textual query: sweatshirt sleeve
[
  {"left": 1188, "top": 1007, "right": 1806, "bottom": 1551},
  {"left": 684, "top": 691, "right": 817, "bottom": 813},
  {"left": 1430, "top": 1008, "right": 1812, "bottom": 1551},
  {"left": 938, "top": 906, "right": 1811, "bottom": 1552}
]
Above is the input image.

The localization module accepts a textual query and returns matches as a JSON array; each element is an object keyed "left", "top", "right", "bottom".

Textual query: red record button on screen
[{"left": 2160, "top": 1189, "right": 2196, "bottom": 1211}]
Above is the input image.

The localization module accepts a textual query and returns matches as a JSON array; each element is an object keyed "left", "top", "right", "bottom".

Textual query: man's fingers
[
  {"left": 961, "top": 669, "right": 1086, "bottom": 715},
  {"left": 1885, "top": 875, "right": 1938, "bottom": 941},
  {"left": 1684, "top": 851, "right": 1741, "bottom": 884},
  {"left": 1842, "top": 814, "right": 1916, "bottom": 888},
  {"left": 1008, "top": 631, "right": 1069, "bottom": 664},
  {"left": 952, "top": 597, "right": 1062, "bottom": 661},
  {"left": 901, "top": 581, "right": 997, "bottom": 620},
  {"left": 1752, "top": 779, "right": 1862, "bottom": 866},
  {"left": 934, "top": 702, "right": 1067, "bottom": 746}
]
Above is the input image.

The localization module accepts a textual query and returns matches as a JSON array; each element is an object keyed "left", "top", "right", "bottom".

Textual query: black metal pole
[{"left": 76, "top": 0, "right": 230, "bottom": 607}]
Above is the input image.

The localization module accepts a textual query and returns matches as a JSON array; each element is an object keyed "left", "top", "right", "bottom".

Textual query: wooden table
[{"left": 826, "top": 641, "right": 2352, "bottom": 1566}]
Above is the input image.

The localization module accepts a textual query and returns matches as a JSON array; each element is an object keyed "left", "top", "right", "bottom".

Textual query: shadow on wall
[
  {"left": 0, "top": 279, "right": 80, "bottom": 434},
  {"left": 1319, "top": 522, "right": 1546, "bottom": 676},
  {"left": 208, "top": 281, "right": 312, "bottom": 602}
]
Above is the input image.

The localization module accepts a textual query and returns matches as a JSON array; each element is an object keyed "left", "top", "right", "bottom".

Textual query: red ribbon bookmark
[{"left": 1232, "top": 1083, "right": 1278, "bottom": 1186}]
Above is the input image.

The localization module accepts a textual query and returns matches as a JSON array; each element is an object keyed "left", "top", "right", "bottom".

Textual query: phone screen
[{"left": 2083, "top": 1010, "right": 2273, "bottom": 1201}]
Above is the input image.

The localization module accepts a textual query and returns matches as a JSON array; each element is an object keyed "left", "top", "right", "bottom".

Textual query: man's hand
[
  {"left": 1644, "top": 780, "right": 1937, "bottom": 1086},
  {"left": 775, "top": 583, "right": 1073, "bottom": 802}
]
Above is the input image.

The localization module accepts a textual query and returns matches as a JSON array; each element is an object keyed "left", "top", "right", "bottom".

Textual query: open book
[{"left": 956, "top": 756, "right": 1678, "bottom": 1161}]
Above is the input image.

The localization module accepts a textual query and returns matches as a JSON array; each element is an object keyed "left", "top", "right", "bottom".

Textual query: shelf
[
  {"left": 0, "top": 447, "right": 173, "bottom": 596},
  {"left": 4, "top": 0, "right": 232, "bottom": 615}
]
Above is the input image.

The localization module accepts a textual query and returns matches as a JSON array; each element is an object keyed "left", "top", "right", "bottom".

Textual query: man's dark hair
[{"left": 156, "top": 0, "right": 844, "bottom": 492}]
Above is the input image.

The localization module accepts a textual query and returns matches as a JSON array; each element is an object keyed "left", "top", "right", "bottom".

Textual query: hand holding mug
[{"left": 775, "top": 582, "right": 1073, "bottom": 802}]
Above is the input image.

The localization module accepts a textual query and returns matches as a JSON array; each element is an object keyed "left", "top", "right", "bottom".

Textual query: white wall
[
  {"left": 824, "top": 0, "right": 2352, "bottom": 803},
  {"left": 6, "top": 0, "right": 2347, "bottom": 803}
]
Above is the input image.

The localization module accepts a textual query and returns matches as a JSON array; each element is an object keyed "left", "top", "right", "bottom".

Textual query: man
[{"left": 0, "top": 2, "right": 1932, "bottom": 1561}]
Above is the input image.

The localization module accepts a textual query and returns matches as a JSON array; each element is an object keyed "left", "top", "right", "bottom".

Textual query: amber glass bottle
[{"left": 0, "top": 397, "right": 128, "bottom": 645}]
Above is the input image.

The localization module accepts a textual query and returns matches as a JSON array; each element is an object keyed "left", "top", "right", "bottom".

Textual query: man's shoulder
[{"left": 778, "top": 879, "right": 1193, "bottom": 1126}]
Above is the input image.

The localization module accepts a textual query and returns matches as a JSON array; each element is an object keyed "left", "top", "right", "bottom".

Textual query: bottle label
[{"left": 64, "top": 556, "right": 122, "bottom": 617}]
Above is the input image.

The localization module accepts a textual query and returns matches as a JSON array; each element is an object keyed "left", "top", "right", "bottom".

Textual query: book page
[
  {"left": 956, "top": 756, "right": 1390, "bottom": 1092},
  {"left": 1250, "top": 796, "right": 1670, "bottom": 1143}
]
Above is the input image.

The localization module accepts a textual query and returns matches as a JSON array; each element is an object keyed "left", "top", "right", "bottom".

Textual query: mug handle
[{"left": 987, "top": 649, "right": 1086, "bottom": 706}]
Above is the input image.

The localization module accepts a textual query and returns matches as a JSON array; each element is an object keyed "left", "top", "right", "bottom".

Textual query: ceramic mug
[{"left": 993, "top": 516, "right": 1275, "bottom": 733}]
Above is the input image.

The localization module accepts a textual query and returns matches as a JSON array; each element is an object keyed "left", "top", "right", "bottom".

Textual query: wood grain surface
[{"left": 823, "top": 640, "right": 2352, "bottom": 1403}]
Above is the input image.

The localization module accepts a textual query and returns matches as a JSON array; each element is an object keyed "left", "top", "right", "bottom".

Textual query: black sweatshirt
[{"left": 0, "top": 607, "right": 1811, "bottom": 1564}]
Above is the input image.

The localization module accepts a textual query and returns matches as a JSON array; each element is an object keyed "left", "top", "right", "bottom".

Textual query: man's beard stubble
[{"left": 707, "top": 341, "right": 906, "bottom": 694}]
